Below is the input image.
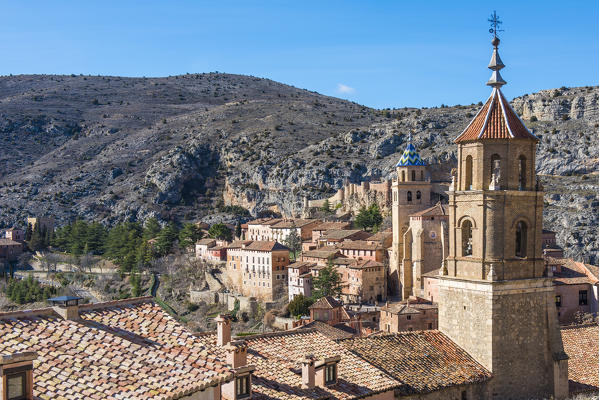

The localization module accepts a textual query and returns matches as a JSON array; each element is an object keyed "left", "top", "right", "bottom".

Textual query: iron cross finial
[{"left": 488, "top": 11, "right": 504, "bottom": 38}]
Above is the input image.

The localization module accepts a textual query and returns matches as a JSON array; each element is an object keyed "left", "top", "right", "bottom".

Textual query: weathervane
[{"left": 488, "top": 11, "right": 504, "bottom": 38}]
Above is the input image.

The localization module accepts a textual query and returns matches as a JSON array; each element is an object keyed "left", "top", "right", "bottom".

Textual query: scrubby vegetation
[{"left": 5, "top": 275, "right": 57, "bottom": 304}]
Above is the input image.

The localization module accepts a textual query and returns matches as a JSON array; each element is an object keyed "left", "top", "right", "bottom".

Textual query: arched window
[
  {"left": 462, "top": 220, "right": 473, "bottom": 257},
  {"left": 407, "top": 191, "right": 412, "bottom": 202},
  {"left": 465, "top": 155, "right": 473, "bottom": 190},
  {"left": 411, "top": 170, "right": 416, "bottom": 181},
  {"left": 416, "top": 191, "right": 421, "bottom": 200},
  {"left": 401, "top": 171, "right": 405, "bottom": 182},
  {"left": 491, "top": 154, "right": 501, "bottom": 179},
  {"left": 516, "top": 221, "right": 527, "bottom": 258},
  {"left": 518, "top": 155, "right": 527, "bottom": 190},
  {"left": 420, "top": 171, "right": 424, "bottom": 181}
]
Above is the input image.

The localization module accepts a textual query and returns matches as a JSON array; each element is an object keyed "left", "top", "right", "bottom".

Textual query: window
[
  {"left": 579, "top": 290, "right": 588, "bottom": 306},
  {"left": 462, "top": 220, "right": 473, "bottom": 256},
  {"left": 236, "top": 375, "right": 251, "bottom": 398},
  {"left": 416, "top": 191, "right": 421, "bottom": 200},
  {"left": 465, "top": 155, "right": 473, "bottom": 190},
  {"left": 401, "top": 170, "right": 405, "bottom": 182},
  {"left": 555, "top": 295, "right": 562, "bottom": 307},
  {"left": 411, "top": 170, "right": 416, "bottom": 181},
  {"left": 420, "top": 170, "right": 424, "bottom": 180},
  {"left": 407, "top": 191, "right": 412, "bottom": 202},
  {"left": 462, "top": 390, "right": 468, "bottom": 400},
  {"left": 7, "top": 371, "right": 26, "bottom": 400},
  {"left": 406, "top": 315, "right": 411, "bottom": 320},
  {"left": 325, "top": 363, "right": 337, "bottom": 384},
  {"left": 518, "top": 155, "right": 527, "bottom": 190},
  {"left": 428, "top": 323, "right": 433, "bottom": 329},
  {"left": 515, "top": 221, "right": 527, "bottom": 258}
]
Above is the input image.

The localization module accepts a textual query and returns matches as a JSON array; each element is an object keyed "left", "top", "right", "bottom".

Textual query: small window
[
  {"left": 407, "top": 191, "right": 412, "bottom": 202},
  {"left": 579, "top": 290, "right": 588, "bottom": 306},
  {"left": 401, "top": 170, "right": 406, "bottom": 182},
  {"left": 462, "top": 390, "right": 468, "bottom": 400},
  {"left": 428, "top": 323, "right": 433, "bottom": 330},
  {"left": 236, "top": 375, "right": 251, "bottom": 398},
  {"left": 7, "top": 371, "right": 26, "bottom": 400},
  {"left": 325, "top": 363, "right": 337, "bottom": 384},
  {"left": 411, "top": 170, "right": 416, "bottom": 181},
  {"left": 420, "top": 170, "right": 424, "bottom": 180},
  {"left": 416, "top": 191, "right": 421, "bottom": 200},
  {"left": 518, "top": 155, "right": 527, "bottom": 190},
  {"left": 555, "top": 295, "right": 562, "bottom": 307},
  {"left": 406, "top": 315, "right": 411, "bottom": 320}
]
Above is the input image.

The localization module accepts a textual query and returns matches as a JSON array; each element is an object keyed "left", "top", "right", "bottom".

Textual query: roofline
[
  {"left": 455, "top": 90, "right": 494, "bottom": 143},
  {"left": 477, "top": 88, "right": 497, "bottom": 139}
]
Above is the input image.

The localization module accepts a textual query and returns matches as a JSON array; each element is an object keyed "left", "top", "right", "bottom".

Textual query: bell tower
[
  {"left": 390, "top": 137, "right": 432, "bottom": 297},
  {"left": 437, "top": 19, "right": 569, "bottom": 400}
]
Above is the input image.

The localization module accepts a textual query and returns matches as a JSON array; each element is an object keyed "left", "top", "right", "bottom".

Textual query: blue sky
[{"left": 0, "top": 1, "right": 596, "bottom": 108}]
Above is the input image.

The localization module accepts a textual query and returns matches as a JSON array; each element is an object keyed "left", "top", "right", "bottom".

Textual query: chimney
[
  {"left": 49, "top": 296, "right": 82, "bottom": 320},
  {"left": 225, "top": 341, "right": 247, "bottom": 369},
  {"left": 301, "top": 355, "right": 316, "bottom": 389},
  {"left": 315, "top": 356, "right": 341, "bottom": 387},
  {"left": 0, "top": 352, "right": 37, "bottom": 400},
  {"left": 215, "top": 314, "right": 231, "bottom": 346}
]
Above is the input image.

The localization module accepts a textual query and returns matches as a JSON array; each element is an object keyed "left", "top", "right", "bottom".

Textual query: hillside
[{"left": 0, "top": 74, "right": 597, "bottom": 262}]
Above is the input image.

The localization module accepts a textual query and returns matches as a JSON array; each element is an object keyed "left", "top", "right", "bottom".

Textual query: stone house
[
  {"left": 245, "top": 218, "right": 281, "bottom": 241},
  {"left": 333, "top": 258, "right": 386, "bottom": 304},
  {"left": 287, "top": 261, "right": 316, "bottom": 301},
  {"left": 225, "top": 240, "right": 290, "bottom": 301},
  {"left": 26, "top": 217, "right": 54, "bottom": 233},
  {"left": 337, "top": 240, "right": 386, "bottom": 262},
  {"left": 0, "top": 238, "right": 23, "bottom": 262},
  {"left": 366, "top": 229, "right": 393, "bottom": 248},
  {"left": 271, "top": 219, "right": 321, "bottom": 243},
  {"left": 543, "top": 229, "right": 565, "bottom": 258},
  {"left": 548, "top": 257, "right": 599, "bottom": 324},
  {"left": 310, "top": 221, "right": 352, "bottom": 243},
  {"left": 4, "top": 227, "right": 25, "bottom": 243},
  {"left": 379, "top": 298, "right": 438, "bottom": 333},
  {"left": 300, "top": 247, "right": 343, "bottom": 266},
  {"left": 195, "top": 238, "right": 217, "bottom": 259},
  {"left": 317, "top": 229, "right": 371, "bottom": 247}
]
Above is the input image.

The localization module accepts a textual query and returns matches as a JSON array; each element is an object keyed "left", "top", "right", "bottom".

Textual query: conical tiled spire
[
  {"left": 455, "top": 37, "right": 538, "bottom": 143},
  {"left": 396, "top": 135, "right": 425, "bottom": 166}
]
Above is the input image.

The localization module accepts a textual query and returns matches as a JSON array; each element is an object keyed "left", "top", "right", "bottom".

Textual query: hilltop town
[{"left": 1, "top": 29, "right": 599, "bottom": 400}]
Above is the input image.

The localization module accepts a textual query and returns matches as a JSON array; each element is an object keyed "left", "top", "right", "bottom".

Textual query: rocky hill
[{"left": 0, "top": 75, "right": 597, "bottom": 262}]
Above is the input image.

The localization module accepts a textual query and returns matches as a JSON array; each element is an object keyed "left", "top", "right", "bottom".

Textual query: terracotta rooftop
[
  {"left": 455, "top": 88, "right": 538, "bottom": 143},
  {"left": 271, "top": 219, "right": 320, "bottom": 229},
  {"left": 287, "top": 261, "right": 317, "bottom": 271},
  {"left": 321, "top": 229, "right": 371, "bottom": 241},
  {"left": 196, "top": 329, "right": 401, "bottom": 399},
  {"left": 0, "top": 297, "right": 233, "bottom": 399},
  {"left": 302, "top": 247, "right": 341, "bottom": 259},
  {"left": 0, "top": 238, "right": 21, "bottom": 246},
  {"left": 561, "top": 324, "right": 599, "bottom": 394},
  {"left": 310, "top": 296, "right": 343, "bottom": 310},
  {"left": 337, "top": 241, "right": 383, "bottom": 251},
  {"left": 382, "top": 299, "right": 437, "bottom": 315},
  {"left": 366, "top": 230, "right": 392, "bottom": 242},
  {"left": 226, "top": 240, "right": 253, "bottom": 249},
  {"left": 312, "top": 222, "right": 352, "bottom": 232},
  {"left": 339, "top": 331, "right": 491, "bottom": 395},
  {"left": 244, "top": 240, "right": 290, "bottom": 252},
  {"left": 297, "top": 321, "right": 356, "bottom": 340},
  {"left": 410, "top": 202, "right": 448, "bottom": 217},
  {"left": 333, "top": 258, "right": 384, "bottom": 270},
  {"left": 196, "top": 238, "right": 217, "bottom": 246},
  {"left": 246, "top": 218, "right": 282, "bottom": 226},
  {"left": 549, "top": 258, "right": 599, "bottom": 285}
]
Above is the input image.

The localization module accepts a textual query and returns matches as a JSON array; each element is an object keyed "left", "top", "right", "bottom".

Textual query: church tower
[
  {"left": 390, "top": 139, "right": 432, "bottom": 297},
  {"left": 437, "top": 29, "right": 569, "bottom": 399}
]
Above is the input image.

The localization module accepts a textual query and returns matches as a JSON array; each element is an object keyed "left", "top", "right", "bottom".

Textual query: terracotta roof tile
[
  {"left": 297, "top": 321, "right": 355, "bottom": 340},
  {"left": 271, "top": 219, "right": 320, "bottom": 229},
  {"left": 455, "top": 88, "right": 538, "bottom": 143},
  {"left": 340, "top": 331, "right": 491, "bottom": 395},
  {"left": 561, "top": 324, "right": 599, "bottom": 393},
  {"left": 321, "top": 230, "right": 371, "bottom": 241},
  {"left": 0, "top": 298, "right": 233, "bottom": 399},
  {"left": 244, "top": 241, "right": 290, "bottom": 252},
  {"left": 196, "top": 329, "right": 401, "bottom": 399},
  {"left": 310, "top": 296, "right": 342, "bottom": 310},
  {"left": 337, "top": 241, "right": 383, "bottom": 251},
  {"left": 312, "top": 222, "right": 352, "bottom": 232}
]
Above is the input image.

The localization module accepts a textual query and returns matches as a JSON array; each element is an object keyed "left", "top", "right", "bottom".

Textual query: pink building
[
  {"left": 380, "top": 298, "right": 438, "bottom": 333},
  {"left": 0, "top": 238, "right": 23, "bottom": 261},
  {"left": 336, "top": 241, "right": 386, "bottom": 262},
  {"left": 4, "top": 228, "right": 25, "bottom": 243}
]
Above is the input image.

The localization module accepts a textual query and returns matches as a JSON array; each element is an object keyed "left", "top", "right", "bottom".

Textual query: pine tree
[
  {"left": 178, "top": 223, "right": 201, "bottom": 249},
  {"left": 28, "top": 222, "right": 43, "bottom": 252},
  {"left": 25, "top": 223, "right": 33, "bottom": 242},
  {"left": 312, "top": 258, "right": 343, "bottom": 299},
  {"left": 235, "top": 222, "right": 242, "bottom": 239},
  {"left": 284, "top": 223, "right": 302, "bottom": 261}
]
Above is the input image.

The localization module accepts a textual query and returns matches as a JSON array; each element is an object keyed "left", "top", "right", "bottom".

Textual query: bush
[
  {"left": 288, "top": 294, "right": 314, "bottom": 317},
  {"left": 5, "top": 276, "right": 57, "bottom": 304}
]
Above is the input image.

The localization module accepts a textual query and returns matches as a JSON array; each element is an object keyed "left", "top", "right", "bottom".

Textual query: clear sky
[{"left": 1, "top": 1, "right": 597, "bottom": 108}]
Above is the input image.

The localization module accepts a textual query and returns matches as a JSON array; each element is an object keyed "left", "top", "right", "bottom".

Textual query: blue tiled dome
[{"left": 396, "top": 143, "right": 425, "bottom": 167}]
